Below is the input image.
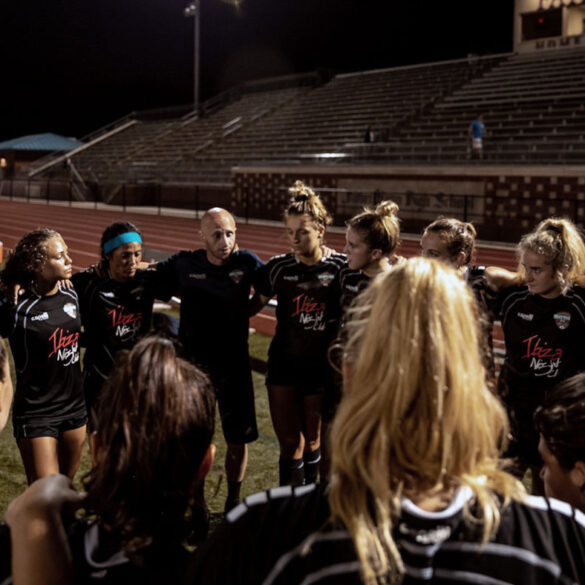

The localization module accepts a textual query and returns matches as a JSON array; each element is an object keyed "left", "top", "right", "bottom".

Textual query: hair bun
[{"left": 376, "top": 200, "right": 399, "bottom": 218}]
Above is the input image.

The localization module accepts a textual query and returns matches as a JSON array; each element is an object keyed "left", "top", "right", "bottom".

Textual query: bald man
[{"left": 156, "top": 208, "right": 263, "bottom": 513}]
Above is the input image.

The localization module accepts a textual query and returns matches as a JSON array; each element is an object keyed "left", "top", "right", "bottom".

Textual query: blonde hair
[
  {"left": 285, "top": 180, "right": 332, "bottom": 227},
  {"left": 423, "top": 217, "right": 477, "bottom": 265},
  {"left": 347, "top": 200, "right": 400, "bottom": 255},
  {"left": 328, "top": 258, "right": 524, "bottom": 584},
  {"left": 518, "top": 217, "right": 585, "bottom": 286}
]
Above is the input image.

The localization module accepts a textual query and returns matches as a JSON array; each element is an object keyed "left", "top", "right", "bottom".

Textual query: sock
[
  {"left": 303, "top": 447, "right": 321, "bottom": 484},
  {"left": 279, "top": 457, "right": 304, "bottom": 486},
  {"left": 225, "top": 480, "right": 242, "bottom": 513}
]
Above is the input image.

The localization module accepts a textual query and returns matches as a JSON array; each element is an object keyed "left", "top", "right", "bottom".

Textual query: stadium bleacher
[{"left": 27, "top": 47, "right": 585, "bottom": 188}]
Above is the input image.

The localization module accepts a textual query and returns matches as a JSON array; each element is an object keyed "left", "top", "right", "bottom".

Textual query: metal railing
[{"left": 1, "top": 178, "right": 583, "bottom": 244}]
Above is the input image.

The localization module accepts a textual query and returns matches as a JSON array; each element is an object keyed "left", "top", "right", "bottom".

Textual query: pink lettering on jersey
[
  {"left": 48, "top": 328, "right": 80, "bottom": 358},
  {"left": 522, "top": 334, "right": 563, "bottom": 378},
  {"left": 108, "top": 306, "right": 143, "bottom": 328},
  {"left": 522, "top": 335, "right": 563, "bottom": 360},
  {"left": 291, "top": 294, "right": 326, "bottom": 318}
]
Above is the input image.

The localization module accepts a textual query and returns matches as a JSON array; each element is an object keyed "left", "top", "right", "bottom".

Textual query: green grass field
[
  {"left": 0, "top": 328, "right": 534, "bottom": 518},
  {"left": 0, "top": 331, "right": 277, "bottom": 518}
]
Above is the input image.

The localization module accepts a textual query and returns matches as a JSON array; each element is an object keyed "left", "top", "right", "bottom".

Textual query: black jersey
[
  {"left": 466, "top": 266, "right": 497, "bottom": 375},
  {"left": 0, "top": 518, "right": 196, "bottom": 585},
  {"left": 68, "top": 521, "right": 196, "bottom": 585},
  {"left": 155, "top": 249, "right": 263, "bottom": 363},
  {"left": 72, "top": 269, "right": 160, "bottom": 385},
  {"left": 497, "top": 286, "right": 585, "bottom": 410},
  {"left": 338, "top": 267, "right": 370, "bottom": 315},
  {"left": 256, "top": 253, "right": 347, "bottom": 358},
  {"left": 188, "top": 483, "right": 585, "bottom": 585},
  {"left": 0, "top": 288, "right": 85, "bottom": 423}
]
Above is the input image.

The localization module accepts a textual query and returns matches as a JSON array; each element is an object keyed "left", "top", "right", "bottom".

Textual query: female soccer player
[
  {"left": 339, "top": 200, "right": 401, "bottom": 311},
  {"left": 4, "top": 335, "right": 216, "bottom": 584},
  {"left": 253, "top": 181, "right": 346, "bottom": 486},
  {"left": 496, "top": 217, "right": 585, "bottom": 489},
  {"left": 188, "top": 258, "right": 585, "bottom": 585},
  {"left": 420, "top": 216, "right": 476, "bottom": 271},
  {"left": 535, "top": 373, "right": 585, "bottom": 511},
  {"left": 0, "top": 229, "right": 86, "bottom": 484},
  {"left": 72, "top": 221, "right": 160, "bottom": 424},
  {"left": 420, "top": 216, "right": 518, "bottom": 377},
  {"left": 321, "top": 201, "right": 401, "bottom": 478}
]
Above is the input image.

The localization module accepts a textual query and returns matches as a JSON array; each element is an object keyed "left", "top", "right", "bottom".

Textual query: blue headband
[{"left": 103, "top": 232, "right": 142, "bottom": 255}]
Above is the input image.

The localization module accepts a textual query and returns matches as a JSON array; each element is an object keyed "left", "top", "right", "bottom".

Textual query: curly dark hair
[
  {"left": 84, "top": 335, "right": 215, "bottom": 557},
  {"left": 0, "top": 229, "right": 61, "bottom": 291}
]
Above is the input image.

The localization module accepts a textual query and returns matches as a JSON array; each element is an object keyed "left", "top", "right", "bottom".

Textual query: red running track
[{"left": 0, "top": 200, "right": 517, "bottom": 338}]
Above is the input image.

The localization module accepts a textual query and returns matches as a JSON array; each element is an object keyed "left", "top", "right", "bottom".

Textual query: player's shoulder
[
  {"left": 265, "top": 253, "right": 295, "bottom": 269},
  {"left": 498, "top": 284, "right": 529, "bottom": 302},
  {"left": 225, "top": 483, "right": 329, "bottom": 529},
  {"left": 232, "top": 249, "right": 264, "bottom": 267},
  {"left": 499, "top": 495, "right": 585, "bottom": 545},
  {"left": 322, "top": 253, "right": 347, "bottom": 269},
  {"left": 70, "top": 268, "right": 103, "bottom": 292},
  {"left": 160, "top": 249, "right": 204, "bottom": 271},
  {"left": 168, "top": 249, "right": 200, "bottom": 262},
  {"left": 339, "top": 266, "right": 362, "bottom": 282},
  {"left": 57, "top": 285, "right": 79, "bottom": 303},
  {"left": 568, "top": 284, "right": 585, "bottom": 300}
]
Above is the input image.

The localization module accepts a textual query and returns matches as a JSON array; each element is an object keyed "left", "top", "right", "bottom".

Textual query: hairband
[{"left": 103, "top": 232, "right": 142, "bottom": 255}]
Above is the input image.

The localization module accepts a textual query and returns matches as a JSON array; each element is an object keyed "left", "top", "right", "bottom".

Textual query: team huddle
[{"left": 2, "top": 180, "right": 585, "bottom": 584}]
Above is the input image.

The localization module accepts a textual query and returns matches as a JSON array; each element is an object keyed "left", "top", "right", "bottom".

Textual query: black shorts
[
  {"left": 195, "top": 353, "right": 258, "bottom": 445},
  {"left": 13, "top": 415, "right": 87, "bottom": 441},
  {"left": 266, "top": 345, "right": 331, "bottom": 396}
]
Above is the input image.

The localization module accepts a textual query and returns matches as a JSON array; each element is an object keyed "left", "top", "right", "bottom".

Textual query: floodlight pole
[{"left": 184, "top": 1, "right": 200, "bottom": 113}]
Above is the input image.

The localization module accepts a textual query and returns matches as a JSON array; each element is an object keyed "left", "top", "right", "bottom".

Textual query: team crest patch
[
  {"left": 554, "top": 312, "right": 571, "bottom": 330},
  {"left": 318, "top": 272, "right": 335, "bottom": 287},
  {"left": 229, "top": 269, "right": 244, "bottom": 284},
  {"left": 63, "top": 303, "right": 77, "bottom": 319}
]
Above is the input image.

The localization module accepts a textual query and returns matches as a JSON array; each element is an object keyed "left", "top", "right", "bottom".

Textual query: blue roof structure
[{"left": 0, "top": 133, "right": 83, "bottom": 152}]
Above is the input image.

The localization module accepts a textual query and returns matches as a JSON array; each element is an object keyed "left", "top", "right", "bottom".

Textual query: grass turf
[
  {"left": 0, "top": 329, "right": 534, "bottom": 517},
  {"left": 0, "top": 331, "right": 276, "bottom": 517}
]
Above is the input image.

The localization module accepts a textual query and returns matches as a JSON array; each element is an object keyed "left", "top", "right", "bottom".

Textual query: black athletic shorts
[
  {"left": 266, "top": 344, "right": 330, "bottom": 396},
  {"left": 188, "top": 348, "right": 258, "bottom": 445},
  {"left": 13, "top": 414, "right": 87, "bottom": 441}
]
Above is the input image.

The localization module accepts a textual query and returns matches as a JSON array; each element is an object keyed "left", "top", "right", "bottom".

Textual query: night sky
[{"left": 0, "top": 0, "right": 514, "bottom": 141}]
